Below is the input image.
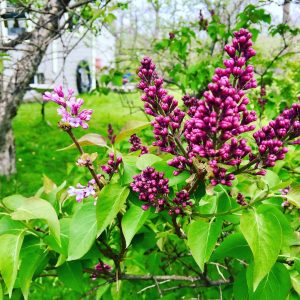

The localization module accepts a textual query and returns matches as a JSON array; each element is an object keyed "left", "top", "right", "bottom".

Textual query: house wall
[
  {"left": 1, "top": 1, "right": 116, "bottom": 99},
  {"left": 36, "top": 26, "right": 115, "bottom": 94}
]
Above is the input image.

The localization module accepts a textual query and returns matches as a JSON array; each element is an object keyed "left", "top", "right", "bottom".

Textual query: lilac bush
[{"left": 3, "top": 27, "right": 300, "bottom": 300}]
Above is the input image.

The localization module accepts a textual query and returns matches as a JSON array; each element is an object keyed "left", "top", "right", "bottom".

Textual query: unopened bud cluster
[
  {"left": 91, "top": 262, "right": 112, "bottom": 280},
  {"left": 131, "top": 167, "right": 192, "bottom": 214},
  {"left": 129, "top": 134, "right": 148, "bottom": 155},
  {"left": 101, "top": 153, "right": 122, "bottom": 175},
  {"left": 137, "top": 57, "right": 185, "bottom": 154},
  {"left": 136, "top": 28, "right": 300, "bottom": 190}
]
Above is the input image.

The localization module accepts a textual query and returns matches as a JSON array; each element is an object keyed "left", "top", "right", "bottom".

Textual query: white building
[{"left": 0, "top": 1, "right": 116, "bottom": 97}]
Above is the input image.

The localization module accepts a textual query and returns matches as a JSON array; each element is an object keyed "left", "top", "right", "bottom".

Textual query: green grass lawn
[{"left": 0, "top": 92, "right": 148, "bottom": 197}]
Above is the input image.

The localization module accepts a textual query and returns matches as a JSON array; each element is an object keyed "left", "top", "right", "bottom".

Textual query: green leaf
[
  {"left": 291, "top": 272, "right": 300, "bottom": 296},
  {"left": 121, "top": 155, "right": 139, "bottom": 185},
  {"left": 187, "top": 219, "right": 222, "bottom": 271},
  {"left": 212, "top": 232, "right": 252, "bottom": 261},
  {"left": 58, "top": 133, "right": 107, "bottom": 151},
  {"left": 0, "top": 216, "right": 25, "bottom": 235},
  {"left": 121, "top": 204, "right": 150, "bottom": 247},
  {"left": 136, "top": 154, "right": 162, "bottom": 170},
  {"left": 57, "top": 261, "right": 84, "bottom": 292},
  {"left": 286, "top": 185, "right": 300, "bottom": 208},
  {"left": 263, "top": 170, "right": 280, "bottom": 188},
  {"left": 233, "top": 269, "right": 249, "bottom": 300},
  {"left": 68, "top": 201, "right": 97, "bottom": 261},
  {"left": 0, "top": 233, "right": 25, "bottom": 297},
  {"left": 115, "top": 121, "right": 150, "bottom": 143},
  {"left": 96, "top": 184, "right": 129, "bottom": 236},
  {"left": 4, "top": 196, "right": 61, "bottom": 245},
  {"left": 18, "top": 237, "right": 47, "bottom": 300},
  {"left": 240, "top": 206, "right": 283, "bottom": 290},
  {"left": 247, "top": 263, "right": 291, "bottom": 300}
]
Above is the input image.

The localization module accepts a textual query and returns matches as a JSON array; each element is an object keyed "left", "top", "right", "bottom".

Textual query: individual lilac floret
[
  {"left": 91, "top": 262, "right": 112, "bottom": 280},
  {"left": 137, "top": 57, "right": 185, "bottom": 154},
  {"left": 253, "top": 103, "right": 300, "bottom": 167},
  {"left": 67, "top": 174, "right": 102, "bottom": 202},
  {"left": 129, "top": 134, "right": 148, "bottom": 155},
  {"left": 68, "top": 184, "right": 96, "bottom": 202},
  {"left": 130, "top": 167, "right": 169, "bottom": 211},
  {"left": 101, "top": 153, "right": 122, "bottom": 175},
  {"left": 169, "top": 190, "right": 193, "bottom": 215},
  {"left": 107, "top": 124, "right": 116, "bottom": 145},
  {"left": 43, "top": 85, "right": 92, "bottom": 129}
]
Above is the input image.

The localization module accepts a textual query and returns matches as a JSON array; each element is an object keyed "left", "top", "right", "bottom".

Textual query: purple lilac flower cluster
[
  {"left": 101, "top": 153, "right": 122, "bottom": 175},
  {"left": 169, "top": 190, "right": 193, "bottom": 215},
  {"left": 131, "top": 167, "right": 192, "bottom": 214},
  {"left": 136, "top": 29, "right": 300, "bottom": 190},
  {"left": 182, "top": 28, "right": 258, "bottom": 186},
  {"left": 253, "top": 103, "right": 300, "bottom": 167},
  {"left": 68, "top": 175, "right": 102, "bottom": 202},
  {"left": 129, "top": 134, "right": 148, "bottom": 155},
  {"left": 131, "top": 167, "right": 169, "bottom": 211},
  {"left": 91, "top": 262, "right": 112, "bottom": 280},
  {"left": 137, "top": 57, "right": 185, "bottom": 154},
  {"left": 43, "top": 85, "right": 92, "bottom": 129}
]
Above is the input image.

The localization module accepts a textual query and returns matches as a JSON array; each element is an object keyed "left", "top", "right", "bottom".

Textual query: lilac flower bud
[
  {"left": 237, "top": 193, "right": 247, "bottom": 206},
  {"left": 91, "top": 262, "right": 112, "bottom": 280},
  {"left": 107, "top": 124, "right": 116, "bottom": 144}
]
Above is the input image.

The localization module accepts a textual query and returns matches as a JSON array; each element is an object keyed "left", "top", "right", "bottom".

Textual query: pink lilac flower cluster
[
  {"left": 253, "top": 103, "right": 300, "bottom": 167},
  {"left": 137, "top": 57, "right": 185, "bottom": 154},
  {"left": 131, "top": 167, "right": 169, "bottom": 211},
  {"left": 107, "top": 124, "right": 116, "bottom": 144},
  {"left": 131, "top": 167, "right": 192, "bottom": 214},
  {"left": 101, "top": 153, "right": 122, "bottom": 174},
  {"left": 43, "top": 85, "right": 92, "bottom": 129},
  {"left": 129, "top": 134, "right": 148, "bottom": 155},
  {"left": 91, "top": 262, "right": 112, "bottom": 280},
  {"left": 169, "top": 190, "right": 193, "bottom": 215},
  {"left": 183, "top": 28, "right": 257, "bottom": 186},
  {"left": 67, "top": 174, "right": 102, "bottom": 202},
  {"left": 135, "top": 29, "right": 300, "bottom": 189}
]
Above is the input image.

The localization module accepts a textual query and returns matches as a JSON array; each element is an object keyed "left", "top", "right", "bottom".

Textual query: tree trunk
[
  {"left": 0, "top": 103, "right": 16, "bottom": 175},
  {"left": 0, "top": 0, "right": 71, "bottom": 176},
  {"left": 283, "top": 0, "right": 291, "bottom": 24}
]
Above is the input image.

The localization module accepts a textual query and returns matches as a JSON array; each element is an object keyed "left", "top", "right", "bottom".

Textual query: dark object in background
[{"left": 76, "top": 60, "right": 92, "bottom": 93}]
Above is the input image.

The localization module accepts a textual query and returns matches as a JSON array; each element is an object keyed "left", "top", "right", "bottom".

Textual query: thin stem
[
  {"left": 171, "top": 215, "right": 186, "bottom": 239},
  {"left": 65, "top": 129, "right": 104, "bottom": 189},
  {"left": 232, "top": 157, "right": 260, "bottom": 175}
]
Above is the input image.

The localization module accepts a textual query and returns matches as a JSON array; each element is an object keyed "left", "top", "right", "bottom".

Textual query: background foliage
[{"left": 1, "top": 1, "right": 300, "bottom": 299}]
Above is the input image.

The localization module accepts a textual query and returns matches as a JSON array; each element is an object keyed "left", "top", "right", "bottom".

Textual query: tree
[{"left": 0, "top": 0, "right": 113, "bottom": 175}]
